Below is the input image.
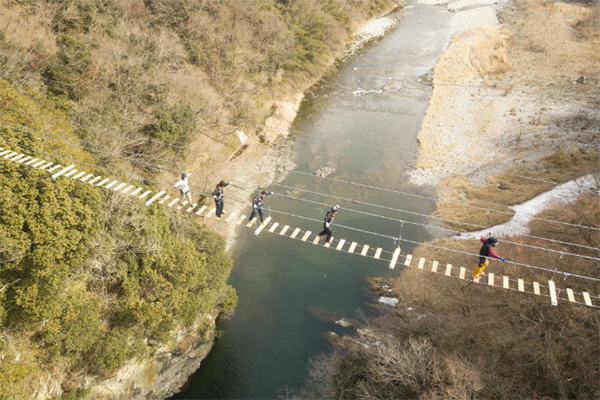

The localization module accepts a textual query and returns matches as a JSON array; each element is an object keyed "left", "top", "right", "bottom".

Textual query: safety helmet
[
  {"left": 332, "top": 205, "right": 340, "bottom": 212},
  {"left": 219, "top": 180, "right": 229, "bottom": 186},
  {"left": 487, "top": 237, "right": 499, "bottom": 244},
  {"left": 181, "top": 173, "right": 187, "bottom": 179}
]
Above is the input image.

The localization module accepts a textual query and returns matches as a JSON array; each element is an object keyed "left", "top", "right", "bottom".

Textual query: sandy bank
[{"left": 410, "top": 0, "right": 599, "bottom": 190}]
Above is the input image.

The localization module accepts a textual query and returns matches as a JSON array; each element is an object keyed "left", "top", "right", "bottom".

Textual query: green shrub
[
  {"left": 88, "top": 333, "right": 132, "bottom": 374},
  {"left": 43, "top": 34, "right": 96, "bottom": 100}
]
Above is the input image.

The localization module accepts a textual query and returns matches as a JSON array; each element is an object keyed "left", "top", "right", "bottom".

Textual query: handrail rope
[
  {"left": 5, "top": 121, "right": 599, "bottom": 257},
  {"left": 271, "top": 182, "right": 600, "bottom": 252},
  {"left": 270, "top": 190, "right": 600, "bottom": 261},
  {"left": 3, "top": 140, "right": 600, "bottom": 287},
  {"left": 4, "top": 76, "right": 592, "bottom": 197},
  {"left": 262, "top": 209, "right": 600, "bottom": 283}
]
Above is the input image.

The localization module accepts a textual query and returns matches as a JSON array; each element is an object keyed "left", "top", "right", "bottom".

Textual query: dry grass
[{"left": 435, "top": 149, "right": 600, "bottom": 230}]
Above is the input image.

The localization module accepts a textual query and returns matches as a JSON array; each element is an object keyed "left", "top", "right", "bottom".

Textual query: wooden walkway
[{"left": 1, "top": 147, "right": 597, "bottom": 309}]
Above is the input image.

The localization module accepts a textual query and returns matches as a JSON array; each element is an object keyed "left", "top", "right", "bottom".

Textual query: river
[{"left": 174, "top": 2, "right": 455, "bottom": 398}]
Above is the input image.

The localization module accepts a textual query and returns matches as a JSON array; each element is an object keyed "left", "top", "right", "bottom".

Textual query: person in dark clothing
[
  {"left": 317, "top": 205, "right": 339, "bottom": 244},
  {"left": 473, "top": 236, "right": 506, "bottom": 278},
  {"left": 248, "top": 190, "right": 272, "bottom": 224},
  {"left": 212, "top": 180, "right": 230, "bottom": 217}
]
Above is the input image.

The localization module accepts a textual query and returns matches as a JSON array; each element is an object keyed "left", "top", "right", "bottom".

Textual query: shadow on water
[{"left": 173, "top": 2, "right": 454, "bottom": 399}]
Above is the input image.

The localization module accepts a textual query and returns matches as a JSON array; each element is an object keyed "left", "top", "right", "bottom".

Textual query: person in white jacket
[{"left": 174, "top": 173, "right": 192, "bottom": 206}]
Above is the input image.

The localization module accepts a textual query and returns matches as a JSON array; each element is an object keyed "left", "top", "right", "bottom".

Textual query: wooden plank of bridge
[
  {"left": 503, "top": 276, "right": 509, "bottom": 289},
  {"left": 405, "top": 254, "right": 413, "bottom": 267},
  {"left": 360, "top": 245, "right": 369, "bottom": 256},
  {"left": 301, "top": 231, "right": 312, "bottom": 242},
  {"left": 268, "top": 222, "right": 279, "bottom": 233},
  {"left": 7, "top": 153, "right": 23, "bottom": 161},
  {"left": 254, "top": 217, "right": 272, "bottom": 236},
  {"left": 236, "top": 215, "right": 246, "bottom": 225},
  {"left": 431, "top": 260, "right": 439, "bottom": 273},
  {"left": 459, "top": 267, "right": 466, "bottom": 280},
  {"left": 548, "top": 280, "right": 558, "bottom": 306},
  {"left": 51, "top": 164, "right": 75, "bottom": 179},
  {"left": 64, "top": 169, "right": 78, "bottom": 178},
  {"left": 533, "top": 282, "right": 540, "bottom": 295},
  {"left": 113, "top": 182, "right": 126, "bottom": 191},
  {"left": 121, "top": 185, "right": 134, "bottom": 194},
  {"left": 167, "top": 198, "right": 180, "bottom": 207},
  {"left": 89, "top": 176, "right": 102, "bottom": 184},
  {"left": 324, "top": 238, "right": 333, "bottom": 248},
  {"left": 245, "top": 219, "right": 256, "bottom": 228},
  {"left": 473, "top": 275, "right": 480, "bottom": 283},
  {"left": 40, "top": 162, "right": 54, "bottom": 170},
  {"left": 32, "top": 160, "right": 46, "bottom": 168},
  {"left": 582, "top": 292, "right": 592, "bottom": 307},
  {"left": 145, "top": 190, "right": 166, "bottom": 206},
  {"left": 80, "top": 173, "right": 94, "bottom": 182},
  {"left": 139, "top": 190, "right": 152, "bottom": 199},
  {"left": 336, "top": 239, "right": 346, "bottom": 251},
  {"left": 567, "top": 288, "right": 576, "bottom": 303},
  {"left": 176, "top": 201, "right": 189, "bottom": 210},
  {"left": 206, "top": 208, "right": 216, "bottom": 218},
  {"left": 0, "top": 150, "right": 11, "bottom": 157},
  {"left": 25, "top": 158, "right": 39, "bottom": 166},
  {"left": 445, "top": 263, "right": 453, "bottom": 276},
  {"left": 186, "top": 203, "right": 197, "bottom": 212},
  {"left": 18, "top": 155, "right": 32, "bottom": 164},
  {"left": 72, "top": 171, "right": 86, "bottom": 180},
  {"left": 3, "top": 151, "right": 18, "bottom": 159},
  {"left": 347, "top": 242, "right": 357, "bottom": 254},
  {"left": 488, "top": 273, "right": 494, "bottom": 286},
  {"left": 158, "top": 195, "right": 171, "bottom": 205},
  {"left": 312, "top": 235, "right": 320, "bottom": 245},
  {"left": 374, "top": 248, "right": 382, "bottom": 259},
  {"left": 417, "top": 257, "right": 425, "bottom": 269},
  {"left": 96, "top": 178, "right": 110, "bottom": 187},
  {"left": 389, "top": 247, "right": 400, "bottom": 269},
  {"left": 279, "top": 225, "right": 290, "bottom": 236},
  {"left": 290, "top": 228, "right": 301, "bottom": 239},
  {"left": 226, "top": 212, "right": 237, "bottom": 223},
  {"left": 518, "top": 279, "right": 525, "bottom": 292},
  {"left": 47, "top": 165, "right": 62, "bottom": 173},
  {"left": 195, "top": 205, "right": 207, "bottom": 215},
  {"left": 130, "top": 187, "right": 143, "bottom": 196}
]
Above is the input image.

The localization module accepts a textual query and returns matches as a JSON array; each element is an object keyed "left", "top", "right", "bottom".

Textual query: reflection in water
[{"left": 174, "top": 2, "right": 454, "bottom": 399}]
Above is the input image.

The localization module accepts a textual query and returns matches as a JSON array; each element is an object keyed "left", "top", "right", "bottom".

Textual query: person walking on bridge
[
  {"left": 248, "top": 190, "right": 272, "bottom": 224},
  {"left": 473, "top": 236, "right": 506, "bottom": 278},
  {"left": 212, "top": 180, "right": 230, "bottom": 217},
  {"left": 317, "top": 205, "right": 339, "bottom": 244},
  {"left": 173, "top": 172, "right": 192, "bottom": 206}
]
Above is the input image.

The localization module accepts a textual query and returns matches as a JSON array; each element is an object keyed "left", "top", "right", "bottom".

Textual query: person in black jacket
[
  {"left": 212, "top": 180, "right": 230, "bottom": 217},
  {"left": 317, "top": 205, "right": 339, "bottom": 244},
  {"left": 248, "top": 190, "right": 272, "bottom": 224}
]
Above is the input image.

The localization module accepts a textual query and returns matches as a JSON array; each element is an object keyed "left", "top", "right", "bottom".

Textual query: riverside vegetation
[{"left": 0, "top": 0, "right": 400, "bottom": 398}]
